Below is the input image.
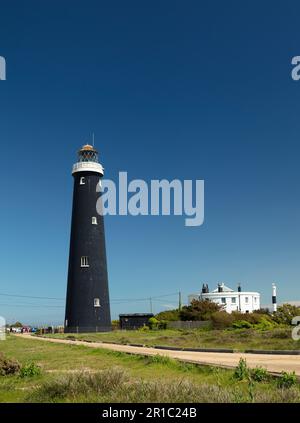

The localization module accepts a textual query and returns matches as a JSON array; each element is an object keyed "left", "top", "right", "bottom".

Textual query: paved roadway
[{"left": 18, "top": 334, "right": 300, "bottom": 376}]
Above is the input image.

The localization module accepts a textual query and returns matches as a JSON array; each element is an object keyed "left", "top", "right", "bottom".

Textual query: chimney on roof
[
  {"left": 238, "top": 283, "right": 242, "bottom": 292},
  {"left": 202, "top": 284, "right": 209, "bottom": 294}
]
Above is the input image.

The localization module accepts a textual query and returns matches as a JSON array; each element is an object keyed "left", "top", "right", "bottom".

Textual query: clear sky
[{"left": 0, "top": 1, "right": 299, "bottom": 325}]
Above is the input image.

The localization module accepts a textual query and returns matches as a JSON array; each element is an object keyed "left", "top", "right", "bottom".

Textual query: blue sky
[{"left": 0, "top": 1, "right": 300, "bottom": 324}]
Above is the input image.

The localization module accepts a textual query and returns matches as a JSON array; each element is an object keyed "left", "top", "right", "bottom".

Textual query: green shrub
[
  {"left": 272, "top": 304, "right": 300, "bottom": 325},
  {"left": 233, "top": 358, "right": 249, "bottom": 380},
  {"left": 20, "top": 362, "right": 41, "bottom": 378},
  {"left": 147, "top": 355, "right": 173, "bottom": 365},
  {"left": 251, "top": 367, "right": 269, "bottom": 382},
  {"left": 231, "top": 312, "right": 272, "bottom": 326},
  {"left": 232, "top": 320, "right": 253, "bottom": 329},
  {"left": 0, "top": 352, "right": 21, "bottom": 376},
  {"left": 138, "top": 324, "right": 150, "bottom": 331},
  {"left": 155, "top": 309, "right": 180, "bottom": 322},
  {"left": 158, "top": 320, "right": 167, "bottom": 330},
  {"left": 276, "top": 371, "right": 297, "bottom": 389},
  {"left": 148, "top": 317, "right": 160, "bottom": 330},
  {"left": 180, "top": 299, "right": 223, "bottom": 321},
  {"left": 254, "top": 317, "right": 277, "bottom": 331},
  {"left": 211, "top": 312, "right": 234, "bottom": 329}
]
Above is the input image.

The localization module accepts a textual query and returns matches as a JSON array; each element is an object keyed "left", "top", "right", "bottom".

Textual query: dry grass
[{"left": 27, "top": 367, "right": 300, "bottom": 403}]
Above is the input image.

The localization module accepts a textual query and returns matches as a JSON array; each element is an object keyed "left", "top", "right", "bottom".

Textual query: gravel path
[{"left": 18, "top": 334, "right": 300, "bottom": 376}]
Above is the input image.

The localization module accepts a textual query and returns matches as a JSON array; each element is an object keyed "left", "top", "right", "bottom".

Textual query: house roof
[{"left": 211, "top": 284, "right": 234, "bottom": 293}]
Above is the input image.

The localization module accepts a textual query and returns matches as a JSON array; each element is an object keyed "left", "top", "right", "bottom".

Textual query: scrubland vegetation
[{"left": 0, "top": 335, "right": 299, "bottom": 403}]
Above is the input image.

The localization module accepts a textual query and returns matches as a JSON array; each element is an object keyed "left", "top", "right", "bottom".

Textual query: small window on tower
[
  {"left": 80, "top": 256, "right": 89, "bottom": 267},
  {"left": 92, "top": 217, "right": 97, "bottom": 225},
  {"left": 94, "top": 298, "right": 100, "bottom": 308},
  {"left": 80, "top": 177, "right": 85, "bottom": 185}
]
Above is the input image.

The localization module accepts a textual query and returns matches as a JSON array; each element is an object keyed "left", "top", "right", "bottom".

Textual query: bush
[
  {"left": 232, "top": 320, "right": 253, "bottom": 329},
  {"left": 146, "top": 355, "right": 173, "bottom": 365},
  {"left": 20, "top": 362, "right": 41, "bottom": 378},
  {"left": 233, "top": 358, "right": 249, "bottom": 381},
  {"left": 251, "top": 367, "right": 269, "bottom": 382},
  {"left": 231, "top": 312, "right": 271, "bottom": 325},
  {"left": 180, "top": 299, "right": 223, "bottom": 321},
  {"left": 255, "top": 317, "right": 277, "bottom": 331},
  {"left": 155, "top": 309, "right": 180, "bottom": 322},
  {"left": 148, "top": 317, "right": 160, "bottom": 330},
  {"left": 138, "top": 324, "right": 149, "bottom": 331},
  {"left": 0, "top": 352, "right": 21, "bottom": 376},
  {"left": 158, "top": 320, "right": 167, "bottom": 330},
  {"left": 272, "top": 304, "right": 300, "bottom": 326},
  {"left": 211, "top": 312, "right": 234, "bottom": 329},
  {"left": 276, "top": 371, "right": 297, "bottom": 389}
]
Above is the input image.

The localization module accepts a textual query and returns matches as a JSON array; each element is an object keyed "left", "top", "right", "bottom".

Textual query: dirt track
[{"left": 17, "top": 334, "right": 300, "bottom": 376}]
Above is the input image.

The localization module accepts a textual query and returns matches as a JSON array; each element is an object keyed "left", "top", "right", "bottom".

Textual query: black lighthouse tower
[{"left": 65, "top": 144, "right": 111, "bottom": 333}]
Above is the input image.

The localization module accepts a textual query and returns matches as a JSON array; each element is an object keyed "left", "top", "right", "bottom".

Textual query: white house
[{"left": 188, "top": 283, "right": 260, "bottom": 314}]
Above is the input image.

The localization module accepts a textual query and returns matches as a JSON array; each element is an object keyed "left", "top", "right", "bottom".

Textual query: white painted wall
[{"left": 188, "top": 291, "right": 260, "bottom": 314}]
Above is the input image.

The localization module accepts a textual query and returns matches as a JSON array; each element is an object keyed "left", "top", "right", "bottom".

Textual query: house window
[
  {"left": 221, "top": 297, "right": 226, "bottom": 304},
  {"left": 80, "top": 256, "right": 89, "bottom": 267},
  {"left": 92, "top": 216, "right": 97, "bottom": 225},
  {"left": 231, "top": 297, "right": 236, "bottom": 304},
  {"left": 254, "top": 297, "right": 257, "bottom": 303},
  {"left": 94, "top": 298, "right": 100, "bottom": 308},
  {"left": 245, "top": 297, "right": 249, "bottom": 304},
  {"left": 80, "top": 177, "right": 86, "bottom": 185}
]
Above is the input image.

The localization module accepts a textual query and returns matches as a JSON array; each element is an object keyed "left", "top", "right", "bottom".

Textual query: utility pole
[
  {"left": 178, "top": 291, "right": 182, "bottom": 310},
  {"left": 149, "top": 297, "right": 153, "bottom": 314}
]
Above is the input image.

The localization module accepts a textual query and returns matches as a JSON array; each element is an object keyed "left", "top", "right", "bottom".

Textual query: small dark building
[{"left": 119, "top": 313, "right": 154, "bottom": 330}]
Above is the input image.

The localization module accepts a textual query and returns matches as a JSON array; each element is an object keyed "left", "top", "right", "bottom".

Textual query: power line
[
  {"left": 0, "top": 291, "right": 180, "bottom": 303},
  {"left": 0, "top": 303, "right": 64, "bottom": 308},
  {"left": 0, "top": 293, "right": 64, "bottom": 301}
]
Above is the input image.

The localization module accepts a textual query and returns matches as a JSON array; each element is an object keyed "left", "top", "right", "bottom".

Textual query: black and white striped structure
[
  {"left": 272, "top": 283, "right": 277, "bottom": 313},
  {"left": 65, "top": 144, "right": 111, "bottom": 333}
]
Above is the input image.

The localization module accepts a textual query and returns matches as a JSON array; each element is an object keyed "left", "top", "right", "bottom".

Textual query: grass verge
[{"left": 0, "top": 335, "right": 299, "bottom": 403}]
